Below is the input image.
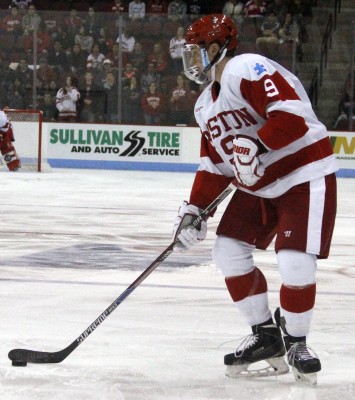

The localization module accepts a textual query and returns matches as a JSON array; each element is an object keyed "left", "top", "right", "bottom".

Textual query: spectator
[
  {"left": 99, "top": 58, "right": 116, "bottom": 86},
  {"left": 6, "top": 77, "right": 26, "bottom": 109},
  {"left": 288, "top": 0, "right": 313, "bottom": 22},
  {"left": 40, "top": 92, "right": 57, "bottom": 121},
  {"left": 140, "top": 62, "right": 161, "bottom": 93},
  {"left": 47, "top": 79, "right": 59, "bottom": 101},
  {"left": 67, "top": 43, "right": 87, "bottom": 76},
  {"left": 47, "top": 40, "right": 69, "bottom": 74},
  {"left": 1, "top": 5, "right": 22, "bottom": 39},
  {"left": 147, "top": 0, "right": 168, "bottom": 20},
  {"left": 74, "top": 26, "right": 94, "bottom": 55},
  {"left": 96, "top": 27, "right": 113, "bottom": 55},
  {"left": 11, "top": 57, "right": 32, "bottom": 88},
  {"left": 169, "top": 26, "right": 186, "bottom": 74},
  {"left": 42, "top": 11, "right": 60, "bottom": 40},
  {"left": 83, "top": 6, "right": 102, "bottom": 39},
  {"left": 122, "top": 75, "right": 142, "bottom": 124},
  {"left": 267, "top": 0, "right": 289, "bottom": 25},
  {"left": 110, "top": 0, "right": 126, "bottom": 13},
  {"left": 169, "top": 73, "right": 193, "bottom": 125},
  {"left": 7, "top": 57, "right": 32, "bottom": 104},
  {"left": 157, "top": 76, "right": 170, "bottom": 124},
  {"left": 141, "top": 81, "right": 165, "bottom": 125},
  {"left": 56, "top": 76, "right": 80, "bottom": 122},
  {"left": 129, "top": 41, "right": 147, "bottom": 74},
  {"left": 21, "top": 3, "right": 41, "bottom": 36},
  {"left": 37, "top": 57, "right": 57, "bottom": 89},
  {"left": 108, "top": 0, "right": 126, "bottom": 30},
  {"left": 65, "top": 8, "right": 83, "bottom": 37},
  {"left": 79, "top": 71, "right": 102, "bottom": 122},
  {"left": 335, "top": 70, "right": 355, "bottom": 128},
  {"left": 0, "top": 56, "right": 8, "bottom": 106},
  {"left": 11, "top": 0, "right": 31, "bottom": 14},
  {"left": 116, "top": 26, "right": 136, "bottom": 53},
  {"left": 279, "top": 13, "right": 295, "bottom": 43},
  {"left": 186, "top": 0, "right": 204, "bottom": 22},
  {"left": 128, "top": 0, "right": 146, "bottom": 20},
  {"left": 256, "top": 12, "right": 280, "bottom": 59},
  {"left": 56, "top": 23, "right": 75, "bottom": 52},
  {"left": 167, "top": 0, "right": 187, "bottom": 22},
  {"left": 147, "top": 42, "right": 169, "bottom": 75},
  {"left": 105, "top": 42, "right": 122, "bottom": 68},
  {"left": 23, "top": 22, "right": 52, "bottom": 55},
  {"left": 86, "top": 42, "right": 106, "bottom": 72},
  {"left": 103, "top": 71, "right": 119, "bottom": 123},
  {"left": 288, "top": 0, "right": 311, "bottom": 43},
  {"left": 222, "top": 0, "right": 244, "bottom": 26},
  {"left": 122, "top": 62, "right": 137, "bottom": 87},
  {"left": 243, "top": 0, "right": 267, "bottom": 19}
]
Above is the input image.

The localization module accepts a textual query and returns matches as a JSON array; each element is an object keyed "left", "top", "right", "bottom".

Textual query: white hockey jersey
[
  {"left": 189, "top": 53, "right": 338, "bottom": 208},
  {"left": 55, "top": 87, "right": 80, "bottom": 119}
]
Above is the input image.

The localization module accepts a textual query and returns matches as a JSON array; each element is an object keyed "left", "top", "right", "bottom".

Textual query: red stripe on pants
[{"left": 225, "top": 267, "right": 268, "bottom": 302}]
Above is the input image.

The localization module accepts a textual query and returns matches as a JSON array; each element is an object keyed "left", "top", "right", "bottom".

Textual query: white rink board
[
  {"left": 12, "top": 121, "right": 40, "bottom": 160},
  {"left": 43, "top": 122, "right": 355, "bottom": 176}
]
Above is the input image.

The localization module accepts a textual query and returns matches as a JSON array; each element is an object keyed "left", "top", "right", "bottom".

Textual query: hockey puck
[{"left": 12, "top": 360, "right": 27, "bottom": 367}]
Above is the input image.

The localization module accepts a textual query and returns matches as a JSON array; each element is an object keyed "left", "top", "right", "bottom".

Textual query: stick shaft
[{"left": 8, "top": 181, "right": 237, "bottom": 364}]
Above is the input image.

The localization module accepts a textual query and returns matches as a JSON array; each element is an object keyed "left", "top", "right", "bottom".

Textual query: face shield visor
[{"left": 182, "top": 44, "right": 210, "bottom": 85}]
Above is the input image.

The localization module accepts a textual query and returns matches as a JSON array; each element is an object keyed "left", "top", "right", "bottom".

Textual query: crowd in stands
[
  {"left": 334, "top": 68, "right": 355, "bottom": 130},
  {"left": 0, "top": 0, "right": 316, "bottom": 125}
]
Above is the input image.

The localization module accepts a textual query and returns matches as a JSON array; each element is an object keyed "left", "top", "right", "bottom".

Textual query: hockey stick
[{"left": 8, "top": 180, "right": 238, "bottom": 365}]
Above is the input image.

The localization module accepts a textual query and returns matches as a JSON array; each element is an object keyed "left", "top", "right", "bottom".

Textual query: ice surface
[{"left": 0, "top": 169, "right": 354, "bottom": 400}]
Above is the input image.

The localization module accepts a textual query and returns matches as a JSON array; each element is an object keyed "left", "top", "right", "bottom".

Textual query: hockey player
[
  {"left": 172, "top": 14, "right": 337, "bottom": 385},
  {"left": 0, "top": 110, "right": 21, "bottom": 171}
]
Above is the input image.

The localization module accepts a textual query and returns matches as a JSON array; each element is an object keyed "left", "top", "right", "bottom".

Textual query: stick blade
[{"left": 8, "top": 348, "right": 64, "bottom": 364}]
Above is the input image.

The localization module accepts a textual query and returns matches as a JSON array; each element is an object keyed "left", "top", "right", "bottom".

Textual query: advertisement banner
[
  {"left": 47, "top": 123, "right": 200, "bottom": 171},
  {"left": 45, "top": 122, "right": 355, "bottom": 176},
  {"left": 330, "top": 131, "right": 355, "bottom": 177}
]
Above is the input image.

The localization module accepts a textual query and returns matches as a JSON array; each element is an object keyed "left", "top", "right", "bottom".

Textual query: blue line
[
  {"left": 48, "top": 159, "right": 199, "bottom": 172},
  {"left": 336, "top": 169, "right": 355, "bottom": 177},
  {"left": 48, "top": 160, "right": 355, "bottom": 176}
]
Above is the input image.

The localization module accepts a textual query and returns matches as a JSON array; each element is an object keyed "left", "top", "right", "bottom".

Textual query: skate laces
[
  {"left": 235, "top": 333, "right": 259, "bottom": 356},
  {"left": 288, "top": 341, "right": 317, "bottom": 363}
]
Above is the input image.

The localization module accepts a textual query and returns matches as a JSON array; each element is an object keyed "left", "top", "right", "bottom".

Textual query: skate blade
[
  {"left": 226, "top": 356, "right": 289, "bottom": 379},
  {"left": 292, "top": 367, "right": 317, "bottom": 386}
]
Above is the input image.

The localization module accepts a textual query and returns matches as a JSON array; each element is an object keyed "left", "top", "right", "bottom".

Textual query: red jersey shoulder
[{"left": 224, "top": 55, "right": 301, "bottom": 118}]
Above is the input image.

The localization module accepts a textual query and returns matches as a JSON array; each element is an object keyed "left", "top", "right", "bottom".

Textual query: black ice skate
[
  {"left": 224, "top": 318, "right": 289, "bottom": 378},
  {"left": 274, "top": 308, "right": 321, "bottom": 386}
]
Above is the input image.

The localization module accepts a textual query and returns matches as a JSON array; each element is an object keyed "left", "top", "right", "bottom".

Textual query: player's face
[
  {"left": 182, "top": 44, "right": 209, "bottom": 84},
  {"left": 183, "top": 44, "right": 203, "bottom": 71}
]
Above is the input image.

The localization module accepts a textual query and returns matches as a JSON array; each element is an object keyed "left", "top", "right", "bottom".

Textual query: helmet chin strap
[
  {"left": 198, "top": 37, "right": 231, "bottom": 83},
  {"left": 210, "top": 48, "right": 227, "bottom": 81}
]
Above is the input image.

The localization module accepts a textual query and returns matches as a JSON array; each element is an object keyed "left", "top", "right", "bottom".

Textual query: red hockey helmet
[
  {"left": 183, "top": 15, "right": 239, "bottom": 84},
  {"left": 185, "top": 14, "right": 239, "bottom": 52}
]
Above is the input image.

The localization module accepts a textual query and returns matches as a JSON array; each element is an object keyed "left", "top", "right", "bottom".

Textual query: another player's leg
[{"left": 213, "top": 236, "right": 288, "bottom": 377}]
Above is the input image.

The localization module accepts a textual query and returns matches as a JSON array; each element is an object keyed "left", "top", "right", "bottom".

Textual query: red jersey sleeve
[{"left": 240, "top": 70, "right": 309, "bottom": 150}]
